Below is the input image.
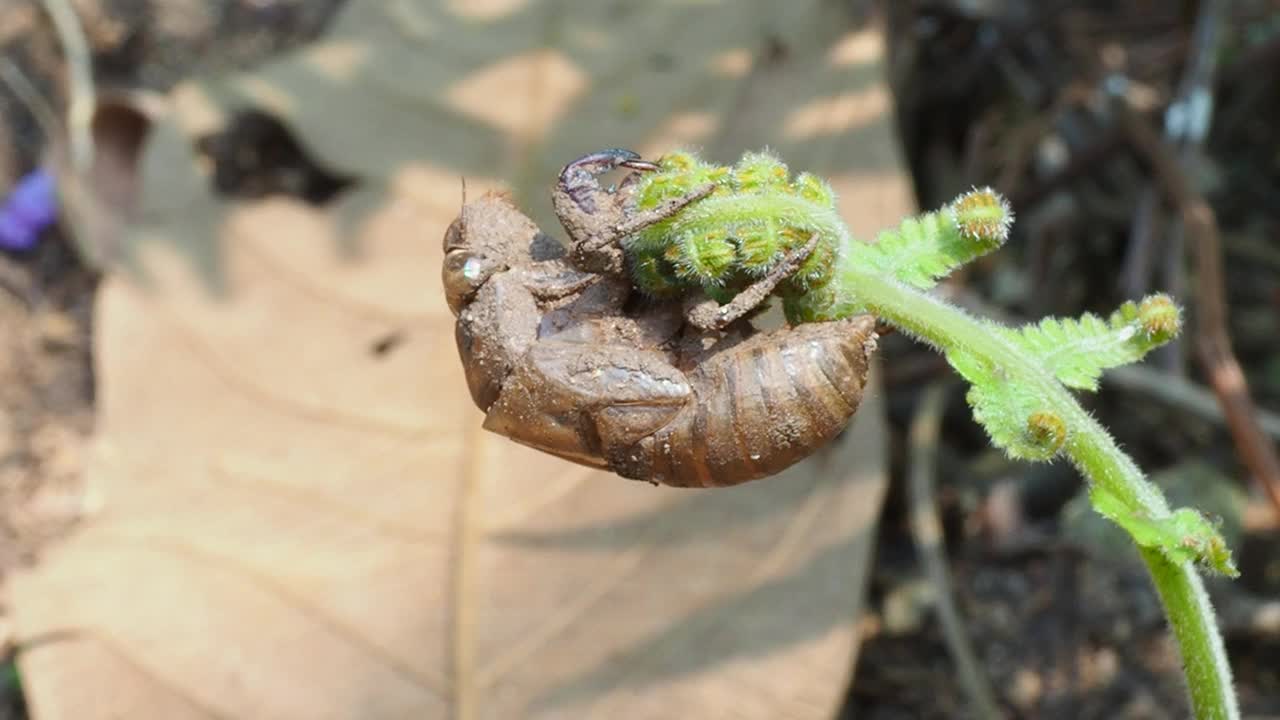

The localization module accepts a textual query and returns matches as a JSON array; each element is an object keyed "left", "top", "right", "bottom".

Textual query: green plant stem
[
  {"left": 1141, "top": 548, "right": 1239, "bottom": 720},
  {"left": 846, "top": 268, "right": 1238, "bottom": 720}
]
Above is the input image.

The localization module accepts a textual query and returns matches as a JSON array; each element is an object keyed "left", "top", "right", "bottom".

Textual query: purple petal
[{"left": 0, "top": 168, "right": 59, "bottom": 251}]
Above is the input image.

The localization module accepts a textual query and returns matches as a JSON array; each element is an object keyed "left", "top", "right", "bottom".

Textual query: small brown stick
[
  {"left": 39, "top": 0, "right": 96, "bottom": 176},
  {"left": 1108, "top": 366, "right": 1280, "bottom": 444},
  {"left": 1120, "top": 107, "right": 1280, "bottom": 515},
  {"left": 908, "top": 383, "right": 1005, "bottom": 720},
  {"left": 1138, "top": 0, "right": 1226, "bottom": 375},
  {"left": 1121, "top": 186, "right": 1163, "bottom": 299}
]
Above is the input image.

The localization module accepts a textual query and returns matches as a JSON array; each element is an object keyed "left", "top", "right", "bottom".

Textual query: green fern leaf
[
  {"left": 844, "top": 188, "right": 1011, "bottom": 290},
  {"left": 1091, "top": 487, "right": 1239, "bottom": 576},
  {"left": 947, "top": 348, "right": 1064, "bottom": 461},
  {"left": 1000, "top": 295, "right": 1182, "bottom": 391}
]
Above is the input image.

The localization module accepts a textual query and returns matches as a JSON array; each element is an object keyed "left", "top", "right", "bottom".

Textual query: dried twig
[
  {"left": 908, "top": 383, "right": 1005, "bottom": 720},
  {"left": 1161, "top": 0, "right": 1226, "bottom": 373},
  {"left": 39, "top": 0, "right": 95, "bottom": 177},
  {"left": 1122, "top": 187, "right": 1163, "bottom": 300},
  {"left": 0, "top": 58, "right": 62, "bottom": 142},
  {"left": 1108, "top": 366, "right": 1280, "bottom": 445},
  {"left": 1120, "top": 107, "right": 1280, "bottom": 515}
]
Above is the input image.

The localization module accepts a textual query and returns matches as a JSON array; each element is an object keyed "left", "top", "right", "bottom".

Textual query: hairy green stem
[
  {"left": 846, "top": 268, "right": 1237, "bottom": 720},
  {"left": 1141, "top": 548, "right": 1239, "bottom": 720}
]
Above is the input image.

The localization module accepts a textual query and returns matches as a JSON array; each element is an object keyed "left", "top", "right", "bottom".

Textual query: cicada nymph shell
[
  {"left": 442, "top": 149, "right": 877, "bottom": 487},
  {"left": 607, "top": 316, "right": 877, "bottom": 487}
]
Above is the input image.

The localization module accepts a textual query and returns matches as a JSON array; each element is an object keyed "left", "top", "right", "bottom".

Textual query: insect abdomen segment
[{"left": 617, "top": 316, "right": 877, "bottom": 487}]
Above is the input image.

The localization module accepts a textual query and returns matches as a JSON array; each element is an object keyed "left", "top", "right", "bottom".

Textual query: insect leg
[
  {"left": 482, "top": 340, "right": 690, "bottom": 474},
  {"left": 522, "top": 261, "right": 600, "bottom": 302},
  {"left": 558, "top": 148, "right": 657, "bottom": 214},
  {"left": 614, "top": 182, "right": 716, "bottom": 236},
  {"left": 570, "top": 181, "right": 717, "bottom": 274}
]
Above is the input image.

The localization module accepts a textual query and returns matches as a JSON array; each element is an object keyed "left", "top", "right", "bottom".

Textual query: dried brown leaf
[{"left": 8, "top": 2, "right": 912, "bottom": 718}]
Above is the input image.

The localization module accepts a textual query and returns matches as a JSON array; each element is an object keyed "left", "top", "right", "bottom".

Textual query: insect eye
[
  {"left": 442, "top": 216, "right": 466, "bottom": 253},
  {"left": 442, "top": 249, "right": 495, "bottom": 315}
]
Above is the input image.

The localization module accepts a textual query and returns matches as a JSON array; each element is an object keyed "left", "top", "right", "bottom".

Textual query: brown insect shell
[
  {"left": 603, "top": 315, "right": 878, "bottom": 487},
  {"left": 443, "top": 191, "right": 879, "bottom": 488},
  {"left": 444, "top": 192, "right": 663, "bottom": 439},
  {"left": 481, "top": 322, "right": 693, "bottom": 471},
  {"left": 443, "top": 193, "right": 577, "bottom": 412},
  {"left": 442, "top": 191, "right": 538, "bottom": 316},
  {"left": 480, "top": 287, "right": 688, "bottom": 468}
]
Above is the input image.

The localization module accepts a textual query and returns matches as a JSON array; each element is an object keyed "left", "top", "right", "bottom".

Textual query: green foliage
[
  {"left": 626, "top": 150, "right": 842, "bottom": 312},
  {"left": 1, "top": 661, "right": 19, "bottom": 698},
  {"left": 624, "top": 146, "right": 1240, "bottom": 718},
  {"left": 625, "top": 153, "right": 1020, "bottom": 325},
  {"left": 946, "top": 348, "right": 1067, "bottom": 461},
  {"left": 625, "top": 147, "right": 1236, "bottom": 577},
  {"left": 846, "top": 187, "right": 1012, "bottom": 290},
  {"left": 999, "top": 295, "right": 1183, "bottom": 391},
  {"left": 1092, "top": 487, "right": 1239, "bottom": 577}
]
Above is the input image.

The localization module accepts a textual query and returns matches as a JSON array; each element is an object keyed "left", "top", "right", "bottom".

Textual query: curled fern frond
[
  {"left": 675, "top": 228, "right": 737, "bottom": 285},
  {"left": 1027, "top": 411, "right": 1069, "bottom": 456},
  {"left": 793, "top": 172, "right": 836, "bottom": 206},
  {"left": 609, "top": 146, "right": 1238, "bottom": 716},
  {"left": 1091, "top": 488, "right": 1240, "bottom": 577},
  {"left": 625, "top": 150, "right": 843, "bottom": 312},
  {"left": 735, "top": 220, "right": 784, "bottom": 274},
  {"left": 1137, "top": 293, "right": 1181, "bottom": 341},
  {"left": 733, "top": 151, "right": 790, "bottom": 193},
  {"left": 950, "top": 186, "right": 1013, "bottom": 249},
  {"left": 628, "top": 249, "right": 683, "bottom": 298},
  {"left": 999, "top": 294, "right": 1183, "bottom": 391},
  {"left": 842, "top": 188, "right": 1013, "bottom": 292}
]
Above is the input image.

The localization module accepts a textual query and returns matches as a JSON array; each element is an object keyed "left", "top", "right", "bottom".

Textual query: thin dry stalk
[
  {"left": 1120, "top": 107, "right": 1280, "bottom": 516},
  {"left": 908, "top": 383, "right": 1005, "bottom": 720}
]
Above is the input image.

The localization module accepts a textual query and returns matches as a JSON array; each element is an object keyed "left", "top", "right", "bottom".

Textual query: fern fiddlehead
[{"left": 625, "top": 150, "right": 843, "bottom": 309}]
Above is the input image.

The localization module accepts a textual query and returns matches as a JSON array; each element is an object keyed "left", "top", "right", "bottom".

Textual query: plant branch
[
  {"left": 39, "top": 0, "right": 96, "bottom": 177},
  {"left": 624, "top": 149, "right": 1241, "bottom": 718},
  {"left": 847, "top": 270, "right": 1161, "bottom": 507},
  {"left": 841, "top": 265, "right": 1237, "bottom": 720},
  {"left": 1141, "top": 548, "right": 1239, "bottom": 720},
  {"left": 908, "top": 383, "right": 1005, "bottom": 720},
  {"left": 1120, "top": 108, "right": 1280, "bottom": 516}
]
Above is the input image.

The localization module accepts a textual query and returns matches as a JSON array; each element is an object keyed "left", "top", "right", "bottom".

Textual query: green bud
[
  {"left": 734, "top": 151, "right": 790, "bottom": 193},
  {"left": 675, "top": 228, "right": 737, "bottom": 285},
  {"left": 792, "top": 172, "right": 836, "bottom": 207}
]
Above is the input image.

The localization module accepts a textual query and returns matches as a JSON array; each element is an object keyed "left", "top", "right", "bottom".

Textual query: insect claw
[
  {"left": 559, "top": 148, "right": 647, "bottom": 184},
  {"left": 553, "top": 149, "right": 662, "bottom": 274},
  {"left": 558, "top": 154, "right": 612, "bottom": 214},
  {"left": 619, "top": 158, "right": 660, "bottom": 172}
]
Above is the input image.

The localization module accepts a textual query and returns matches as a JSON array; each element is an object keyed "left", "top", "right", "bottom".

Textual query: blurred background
[{"left": 0, "top": 1, "right": 1277, "bottom": 718}]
